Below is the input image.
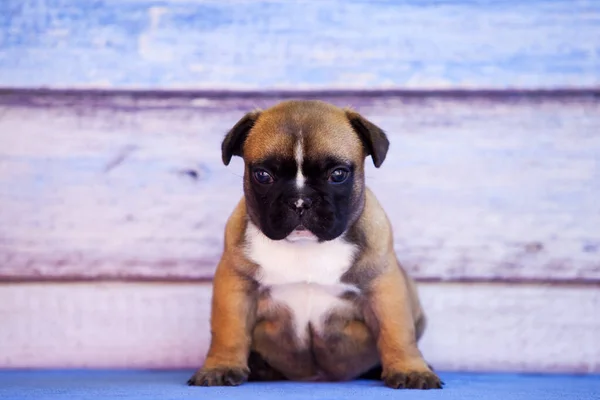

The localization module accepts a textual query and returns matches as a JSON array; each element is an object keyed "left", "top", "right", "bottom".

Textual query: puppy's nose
[{"left": 287, "top": 197, "right": 313, "bottom": 215}]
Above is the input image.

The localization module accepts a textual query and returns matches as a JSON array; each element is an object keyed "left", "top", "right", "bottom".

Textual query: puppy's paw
[
  {"left": 383, "top": 369, "right": 443, "bottom": 389},
  {"left": 187, "top": 366, "right": 249, "bottom": 387}
]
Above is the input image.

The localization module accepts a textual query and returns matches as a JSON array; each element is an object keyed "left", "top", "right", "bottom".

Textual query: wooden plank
[
  {"left": 0, "top": 281, "right": 598, "bottom": 373},
  {"left": 1, "top": 92, "right": 599, "bottom": 283},
  {"left": 1, "top": 1, "right": 599, "bottom": 90}
]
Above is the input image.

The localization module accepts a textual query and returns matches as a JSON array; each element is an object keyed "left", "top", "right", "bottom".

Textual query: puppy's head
[{"left": 222, "top": 100, "right": 389, "bottom": 242}]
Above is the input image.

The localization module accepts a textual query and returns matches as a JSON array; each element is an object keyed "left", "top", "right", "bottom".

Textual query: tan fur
[
  {"left": 358, "top": 188, "right": 426, "bottom": 325},
  {"left": 336, "top": 188, "right": 435, "bottom": 386},
  {"left": 188, "top": 100, "right": 441, "bottom": 389},
  {"left": 188, "top": 199, "right": 257, "bottom": 386},
  {"left": 244, "top": 101, "right": 365, "bottom": 163}
]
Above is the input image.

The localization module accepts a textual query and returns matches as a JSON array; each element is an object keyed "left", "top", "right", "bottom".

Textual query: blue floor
[{"left": 0, "top": 370, "right": 599, "bottom": 400}]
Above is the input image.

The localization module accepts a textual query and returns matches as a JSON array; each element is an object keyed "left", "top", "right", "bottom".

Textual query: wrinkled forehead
[{"left": 243, "top": 106, "right": 365, "bottom": 164}]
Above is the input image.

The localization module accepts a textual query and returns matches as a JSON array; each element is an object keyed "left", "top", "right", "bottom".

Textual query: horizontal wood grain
[
  {"left": 0, "top": 281, "right": 598, "bottom": 372},
  {"left": 1, "top": 0, "right": 599, "bottom": 90},
  {"left": 1, "top": 91, "right": 599, "bottom": 282}
]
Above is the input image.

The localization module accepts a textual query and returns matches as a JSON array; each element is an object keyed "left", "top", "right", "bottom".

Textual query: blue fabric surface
[{"left": 0, "top": 370, "right": 599, "bottom": 400}]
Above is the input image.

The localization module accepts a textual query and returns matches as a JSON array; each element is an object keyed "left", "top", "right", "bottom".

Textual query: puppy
[{"left": 188, "top": 100, "right": 441, "bottom": 389}]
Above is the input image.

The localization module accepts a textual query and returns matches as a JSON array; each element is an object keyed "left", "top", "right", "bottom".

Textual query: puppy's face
[{"left": 222, "top": 100, "right": 389, "bottom": 242}]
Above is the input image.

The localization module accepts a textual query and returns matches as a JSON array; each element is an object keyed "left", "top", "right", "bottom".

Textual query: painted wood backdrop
[
  {"left": 1, "top": 0, "right": 599, "bottom": 90},
  {"left": 1, "top": 92, "right": 599, "bottom": 283},
  {"left": 0, "top": 0, "right": 599, "bottom": 373}
]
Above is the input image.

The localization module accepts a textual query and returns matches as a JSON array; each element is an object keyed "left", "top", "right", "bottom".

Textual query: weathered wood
[
  {"left": 1, "top": 1, "right": 599, "bottom": 90},
  {"left": 1, "top": 281, "right": 598, "bottom": 373},
  {"left": 1, "top": 92, "right": 599, "bottom": 282}
]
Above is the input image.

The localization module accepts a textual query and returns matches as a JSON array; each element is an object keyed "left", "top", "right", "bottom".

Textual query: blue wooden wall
[
  {"left": 1, "top": 0, "right": 599, "bottom": 90},
  {"left": 1, "top": 0, "right": 599, "bottom": 373}
]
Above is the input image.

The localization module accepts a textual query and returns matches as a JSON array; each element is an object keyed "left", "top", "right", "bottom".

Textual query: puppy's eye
[
  {"left": 329, "top": 168, "right": 350, "bottom": 184},
  {"left": 253, "top": 169, "right": 274, "bottom": 184}
]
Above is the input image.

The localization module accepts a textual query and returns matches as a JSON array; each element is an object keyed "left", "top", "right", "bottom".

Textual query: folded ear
[
  {"left": 221, "top": 110, "right": 262, "bottom": 166},
  {"left": 345, "top": 110, "right": 390, "bottom": 168}
]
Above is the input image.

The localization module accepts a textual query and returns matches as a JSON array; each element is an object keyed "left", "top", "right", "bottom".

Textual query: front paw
[
  {"left": 383, "top": 368, "right": 443, "bottom": 389},
  {"left": 187, "top": 366, "right": 249, "bottom": 387}
]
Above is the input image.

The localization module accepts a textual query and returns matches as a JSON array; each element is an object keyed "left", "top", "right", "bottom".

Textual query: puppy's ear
[
  {"left": 221, "top": 110, "right": 261, "bottom": 166},
  {"left": 345, "top": 110, "right": 390, "bottom": 168}
]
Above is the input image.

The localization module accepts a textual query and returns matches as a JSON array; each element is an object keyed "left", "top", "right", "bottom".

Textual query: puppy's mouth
[{"left": 285, "top": 224, "right": 319, "bottom": 243}]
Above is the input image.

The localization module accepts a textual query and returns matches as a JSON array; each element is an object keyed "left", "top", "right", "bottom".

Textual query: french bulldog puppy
[{"left": 188, "top": 100, "right": 441, "bottom": 389}]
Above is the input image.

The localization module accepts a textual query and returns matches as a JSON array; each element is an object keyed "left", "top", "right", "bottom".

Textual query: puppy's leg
[
  {"left": 247, "top": 351, "right": 287, "bottom": 382},
  {"left": 251, "top": 318, "right": 317, "bottom": 381},
  {"left": 249, "top": 288, "right": 318, "bottom": 380},
  {"left": 366, "top": 258, "right": 442, "bottom": 390},
  {"left": 311, "top": 315, "right": 379, "bottom": 381},
  {"left": 188, "top": 255, "right": 257, "bottom": 387}
]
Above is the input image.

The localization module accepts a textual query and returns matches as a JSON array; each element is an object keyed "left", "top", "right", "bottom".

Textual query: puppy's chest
[{"left": 245, "top": 232, "right": 358, "bottom": 337}]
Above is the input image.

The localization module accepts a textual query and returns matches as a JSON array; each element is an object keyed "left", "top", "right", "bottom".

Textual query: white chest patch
[{"left": 244, "top": 222, "right": 358, "bottom": 340}]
